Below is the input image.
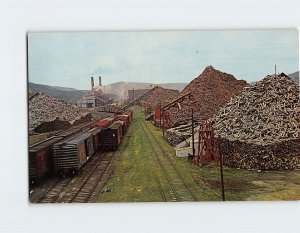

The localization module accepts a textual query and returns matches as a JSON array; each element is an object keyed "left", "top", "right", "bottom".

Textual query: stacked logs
[
  {"left": 167, "top": 66, "right": 247, "bottom": 126},
  {"left": 139, "top": 86, "right": 179, "bottom": 112},
  {"left": 165, "top": 123, "right": 199, "bottom": 146},
  {"left": 212, "top": 73, "right": 300, "bottom": 170},
  {"left": 212, "top": 73, "right": 299, "bottom": 145},
  {"left": 216, "top": 138, "right": 300, "bottom": 170},
  {"left": 29, "top": 93, "right": 92, "bottom": 134},
  {"left": 164, "top": 66, "right": 247, "bottom": 145}
]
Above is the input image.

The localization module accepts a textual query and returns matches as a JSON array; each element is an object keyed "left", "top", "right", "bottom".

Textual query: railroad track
[
  {"left": 34, "top": 151, "right": 115, "bottom": 203},
  {"left": 155, "top": 176, "right": 167, "bottom": 202},
  {"left": 143, "top": 121, "right": 198, "bottom": 201},
  {"left": 32, "top": 117, "right": 131, "bottom": 204},
  {"left": 140, "top": 121, "right": 197, "bottom": 202},
  {"left": 38, "top": 178, "right": 73, "bottom": 203},
  {"left": 68, "top": 118, "right": 136, "bottom": 203},
  {"left": 144, "top": 122, "right": 220, "bottom": 200},
  {"left": 68, "top": 152, "right": 115, "bottom": 203}
]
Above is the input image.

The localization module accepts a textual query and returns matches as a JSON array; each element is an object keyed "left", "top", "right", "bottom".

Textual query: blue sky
[{"left": 28, "top": 30, "right": 299, "bottom": 90}]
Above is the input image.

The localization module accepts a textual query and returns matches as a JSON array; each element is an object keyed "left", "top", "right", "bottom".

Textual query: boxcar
[
  {"left": 123, "top": 110, "right": 133, "bottom": 123},
  {"left": 52, "top": 132, "right": 93, "bottom": 175},
  {"left": 29, "top": 136, "right": 63, "bottom": 184},
  {"left": 114, "top": 120, "right": 126, "bottom": 136},
  {"left": 100, "top": 122, "right": 123, "bottom": 151},
  {"left": 88, "top": 127, "right": 102, "bottom": 152},
  {"left": 114, "top": 114, "right": 129, "bottom": 130},
  {"left": 90, "top": 117, "right": 114, "bottom": 129}
]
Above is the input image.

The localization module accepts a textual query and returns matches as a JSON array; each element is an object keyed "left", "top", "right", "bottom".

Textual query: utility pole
[
  {"left": 133, "top": 88, "right": 135, "bottom": 102},
  {"left": 218, "top": 136, "right": 225, "bottom": 201},
  {"left": 162, "top": 109, "right": 165, "bottom": 138},
  {"left": 275, "top": 64, "right": 277, "bottom": 76},
  {"left": 192, "top": 108, "right": 195, "bottom": 157},
  {"left": 159, "top": 101, "right": 162, "bottom": 129}
]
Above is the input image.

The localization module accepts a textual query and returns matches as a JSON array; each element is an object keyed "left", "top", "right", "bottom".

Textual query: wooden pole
[
  {"left": 162, "top": 109, "right": 165, "bottom": 138},
  {"left": 218, "top": 136, "right": 225, "bottom": 201},
  {"left": 159, "top": 101, "right": 162, "bottom": 129},
  {"left": 192, "top": 108, "right": 195, "bottom": 157}
]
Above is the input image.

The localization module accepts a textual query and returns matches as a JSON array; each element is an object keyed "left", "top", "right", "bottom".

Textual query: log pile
[
  {"left": 139, "top": 86, "right": 179, "bottom": 111},
  {"left": 165, "top": 123, "right": 199, "bottom": 146},
  {"left": 164, "top": 66, "right": 247, "bottom": 145},
  {"left": 166, "top": 66, "right": 247, "bottom": 126},
  {"left": 29, "top": 93, "right": 92, "bottom": 134},
  {"left": 212, "top": 73, "right": 300, "bottom": 145},
  {"left": 217, "top": 138, "right": 300, "bottom": 170},
  {"left": 212, "top": 73, "right": 300, "bottom": 170}
]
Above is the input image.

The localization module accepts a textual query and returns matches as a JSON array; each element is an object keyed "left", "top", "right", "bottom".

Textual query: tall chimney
[
  {"left": 99, "top": 76, "right": 102, "bottom": 86},
  {"left": 91, "top": 77, "right": 94, "bottom": 90}
]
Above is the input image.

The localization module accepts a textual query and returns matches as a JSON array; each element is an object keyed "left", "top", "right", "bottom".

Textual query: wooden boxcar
[
  {"left": 90, "top": 117, "right": 114, "bottom": 129},
  {"left": 52, "top": 132, "right": 93, "bottom": 175},
  {"left": 123, "top": 110, "right": 133, "bottom": 123},
  {"left": 114, "top": 114, "right": 129, "bottom": 130},
  {"left": 88, "top": 127, "right": 102, "bottom": 152},
  {"left": 114, "top": 120, "right": 126, "bottom": 136},
  {"left": 100, "top": 122, "right": 123, "bottom": 151},
  {"left": 29, "top": 136, "right": 63, "bottom": 184}
]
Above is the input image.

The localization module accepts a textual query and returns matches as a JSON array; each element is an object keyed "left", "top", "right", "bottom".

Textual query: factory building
[{"left": 77, "top": 76, "right": 110, "bottom": 108}]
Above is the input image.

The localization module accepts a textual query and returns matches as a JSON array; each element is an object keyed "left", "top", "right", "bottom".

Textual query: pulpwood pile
[
  {"left": 165, "top": 123, "right": 199, "bottom": 147},
  {"left": 165, "top": 66, "right": 247, "bottom": 145},
  {"left": 167, "top": 66, "right": 247, "bottom": 125},
  {"left": 139, "top": 86, "right": 179, "bottom": 110},
  {"left": 29, "top": 93, "right": 92, "bottom": 134},
  {"left": 212, "top": 73, "right": 300, "bottom": 170}
]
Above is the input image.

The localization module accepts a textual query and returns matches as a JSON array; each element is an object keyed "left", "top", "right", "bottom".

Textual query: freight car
[
  {"left": 52, "top": 132, "right": 94, "bottom": 175},
  {"left": 98, "top": 105, "right": 123, "bottom": 113},
  {"left": 88, "top": 127, "right": 102, "bottom": 152},
  {"left": 29, "top": 136, "right": 63, "bottom": 184},
  {"left": 90, "top": 117, "right": 114, "bottom": 129},
  {"left": 100, "top": 121, "right": 123, "bottom": 151},
  {"left": 114, "top": 120, "right": 126, "bottom": 136},
  {"left": 122, "top": 110, "right": 133, "bottom": 123},
  {"left": 29, "top": 110, "right": 133, "bottom": 180},
  {"left": 114, "top": 114, "right": 129, "bottom": 130}
]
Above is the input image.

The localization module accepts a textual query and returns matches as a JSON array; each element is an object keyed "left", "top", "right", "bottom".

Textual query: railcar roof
[
  {"left": 58, "top": 132, "right": 92, "bottom": 145},
  {"left": 29, "top": 136, "right": 63, "bottom": 152},
  {"left": 88, "top": 127, "right": 102, "bottom": 135},
  {"left": 109, "top": 122, "right": 123, "bottom": 129}
]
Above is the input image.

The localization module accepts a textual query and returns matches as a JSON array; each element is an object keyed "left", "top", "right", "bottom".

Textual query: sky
[{"left": 28, "top": 30, "right": 299, "bottom": 90}]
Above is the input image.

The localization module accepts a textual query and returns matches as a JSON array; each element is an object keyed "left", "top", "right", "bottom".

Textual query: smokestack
[
  {"left": 91, "top": 77, "right": 94, "bottom": 90},
  {"left": 99, "top": 76, "right": 102, "bottom": 86}
]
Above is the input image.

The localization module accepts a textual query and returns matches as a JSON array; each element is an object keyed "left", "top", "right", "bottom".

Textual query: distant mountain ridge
[
  {"left": 28, "top": 81, "right": 187, "bottom": 103},
  {"left": 28, "top": 82, "right": 90, "bottom": 104},
  {"left": 288, "top": 71, "right": 299, "bottom": 84},
  {"left": 249, "top": 71, "right": 299, "bottom": 85}
]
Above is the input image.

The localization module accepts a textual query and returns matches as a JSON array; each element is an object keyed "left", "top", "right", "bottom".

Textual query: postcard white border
[{"left": 0, "top": 0, "right": 300, "bottom": 233}]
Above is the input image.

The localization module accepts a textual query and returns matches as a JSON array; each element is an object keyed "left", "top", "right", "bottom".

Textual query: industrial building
[{"left": 77, "top": 76, "right": 110, "bottom": 108}]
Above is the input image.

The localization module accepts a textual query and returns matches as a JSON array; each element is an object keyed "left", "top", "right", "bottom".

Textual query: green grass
[
  {"left": 98, "top": 107, "right": 166, "bottom": 202},
  {"left": 97, "top": 106, "right": 300, "bottom": 202}
]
